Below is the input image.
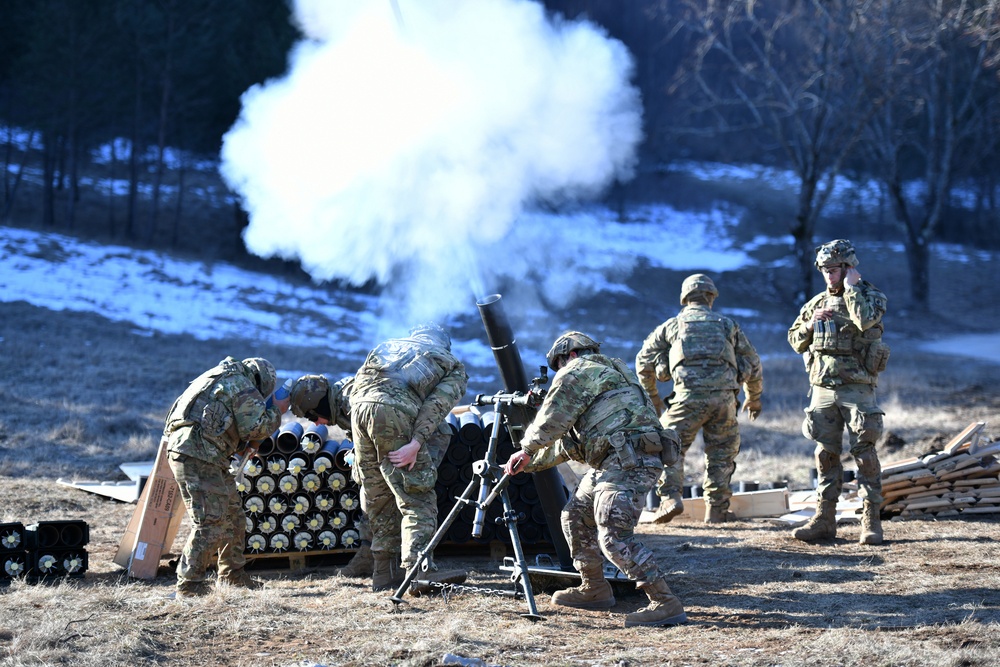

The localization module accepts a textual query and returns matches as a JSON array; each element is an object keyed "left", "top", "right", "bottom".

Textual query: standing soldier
[
  {"left": 164, "top": 356, "right": 289, "bottom": 598},
  {"left": 788, "top": 240, "right": 889, "bottom": 545},
  {"left": 350, "top": 323, "right": 469, "bottom": 591},
  {"left": 635, "top": 274, "right": 763, "bottom": 524},
  {"left": 503, "top": 331, "right": 687, "bottom": 628}
]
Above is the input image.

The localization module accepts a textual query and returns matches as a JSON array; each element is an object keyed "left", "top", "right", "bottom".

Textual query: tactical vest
[
  {"left": 363, "top": 338, "right": 443, "bottom": 401},
  {"left": 165, "top": 358, "right": 242, "bottom": 453},
  {"left": 573, "top": 359, "right": 639, "bottom": 433},
  {"left": 804, "top": 289, "right": 888, "bottom": 386},
  {"left": 809, "top": 295, "right": 856, "bottom": 354},
  {"left": 668, "top": 311, "right": 737, "bottom": 374}
]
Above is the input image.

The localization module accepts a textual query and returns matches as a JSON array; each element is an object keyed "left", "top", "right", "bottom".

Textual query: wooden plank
[
  {"left": 640, "top": 488, "right": 789, "bottom": 523},
  {"left": 958, "top": 506, "right": 1000, "bottom": 514},
  {"left": 880, "top": 457, "right": 925, "bottom": 475},
  {"left": 882, "top": 467, "right": 931, "bottom": 484},
  {"left": 928, "top": 453, "right": 976, "bottom": 475},
  {"left": 881, "top": 479, "right": 918, "bottom": 492},
  {"left": 882, "top": 485, "right": 929, "bottom": 502},
  {"left": 944, "top": 422, "right": 987, "bottom": 455}
]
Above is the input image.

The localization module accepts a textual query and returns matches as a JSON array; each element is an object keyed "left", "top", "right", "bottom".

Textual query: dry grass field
[{"left": 2, "top": 236, "right": 1000, "bottom": 666}]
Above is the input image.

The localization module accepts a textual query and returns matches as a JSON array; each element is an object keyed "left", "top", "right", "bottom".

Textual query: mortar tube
[{"left": 476, "top": 293, "right": 572, "bottom": 570}]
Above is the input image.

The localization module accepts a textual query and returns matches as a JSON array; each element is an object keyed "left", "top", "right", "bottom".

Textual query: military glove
[{"left": 741, "top": 397, "right": 762, "bottom": 421}]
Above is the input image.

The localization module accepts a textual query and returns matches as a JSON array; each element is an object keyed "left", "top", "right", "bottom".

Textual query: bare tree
[
  {"left": 859, "top": 0, "right": 1000, "bottom": 309},
  {"left": 658, "top": 0, "right": 894, "bottom": 300}
]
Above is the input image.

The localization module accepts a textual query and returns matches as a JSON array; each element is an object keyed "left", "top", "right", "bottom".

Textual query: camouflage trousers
[
  {"left": 562, "top": 461, "right": 662, "bottom": 584},
  {"left": 659, "top": 391, "right": 740, "bottom": 509},
  {"left": 351, "top": 424, "right": 449, "bottom": 548},
  {"left": 351, "top": 402, "right": 439, "bottom": 569},
  {"left": 167, "top": 452, "right": 245, "bottom": 586},
  {"left": 803, "top": 384, "right": 884, "bottom": 505}
]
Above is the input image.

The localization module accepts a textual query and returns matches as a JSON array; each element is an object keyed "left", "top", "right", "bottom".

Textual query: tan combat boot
[
  {"left": 705, "top": 505, "right": 736, "bottom": 524},
  {"left": 624, "top": 578, "right": 688, "bottom": 627},
  {"left": 371, "top": 551, "right": 405, "bottom": 592},
  {"left": 791, "top": 501, "right": 837, "bottom": 542},
  {"left": 858, "top": 500, "right": 883, "bottom": 545},
  {"left": 217, "top": 569, "right": 261, "bottom": 590},
  {"left": 174, "top": 580, "right": 211, "bottom": 599},
  {"left": 551, "top": 564, "right": 616, "bottom": 610},
  {"left": 338, "top": 541, "right": 374, "bottom": 578},
  {"left": 650, "top": 492, "right": 684, "bottom": 524}
]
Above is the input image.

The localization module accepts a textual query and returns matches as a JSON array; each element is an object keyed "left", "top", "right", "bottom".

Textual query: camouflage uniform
[
  {"left": 636, "top": 279, "right": 762, "bottom": 518},
  {"left": 520, "top": 352, "right": 674, "bottom": 588},
  {"left": 291, "top": 373, "right": 452, "bottom": 576},
  {"left": 164, "top": 357, "right": 283, "bottom": 592},
  {"left": 350, "top": 327, "right": 468, "bottom": 573},
  {"left": 789, "top": 240, "right": 889, "bottom": 544}
]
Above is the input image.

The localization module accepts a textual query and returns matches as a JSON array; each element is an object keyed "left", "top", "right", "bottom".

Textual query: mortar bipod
[{"left": 389, "top": 390, "right": 543, "bottom": 621}]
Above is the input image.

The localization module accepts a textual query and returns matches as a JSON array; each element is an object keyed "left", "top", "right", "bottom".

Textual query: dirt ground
[
  {"left": 2, "top": 237, "right": 1000, "bottom": 666},
  {"left": 2, "top": 472, "right": 1000, "bottom": 667}
]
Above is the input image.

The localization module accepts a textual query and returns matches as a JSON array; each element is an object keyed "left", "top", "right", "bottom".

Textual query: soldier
[
  {"left": 788, "top": 240, "right": 889, "bottom": 545},
  {"left": 289, "top": 374, "right": 371, "bottom": 576},
  {"left": 164, "top": 356, "right": 289, "bottom": 598},
  {"left": 502, "top": 331, "right": 687, "bottom": 628},
  {"left": 350, "top": 323, "right": 469, "bottom": 591},
  {"left": 635, "top": 274, "right": 763, "bottom": 524},
  {"left": 289, "top": 373, "right": 454, "bottom": 581}
]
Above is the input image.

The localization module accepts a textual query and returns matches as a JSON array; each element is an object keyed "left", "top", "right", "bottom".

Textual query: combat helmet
[
  {"left": 679, "top": 273, "right": 718, "bottom": 305},
  {"left": 289, "top": 374, "right": 331, "bottom": 419},
  {"left": 409, "top": 322, "right": 451, "bottom": 349},
  {"left": 545, "top": 331, "right": 601, "bottom": 372},
  {"left": 815, "top": 239, "right": 858, "bottom": 269},
  {"left": 242, "top": 357, "right": 277, "bottom": 397}
]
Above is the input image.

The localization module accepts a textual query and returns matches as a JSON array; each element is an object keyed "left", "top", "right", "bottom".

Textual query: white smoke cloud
[{"left": 220, "top": 0, "right": 643, "bottom": 330}]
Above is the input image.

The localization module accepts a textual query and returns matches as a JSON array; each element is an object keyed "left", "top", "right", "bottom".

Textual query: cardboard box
[{"left": 114, "top": 440, "right": 185, "bottom": 579}]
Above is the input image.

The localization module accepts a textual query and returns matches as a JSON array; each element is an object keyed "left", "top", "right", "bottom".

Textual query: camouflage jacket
[
  {"left": 521, "top": 353, "right": 663, "bottom": 473},
  {"left": 351, "top": 335, "right": 468, "bottom": 446},
  {"left": 164, "top": 357, "right": 283, "bottom": 465},
  {"left": 635, "top": 305, "right": 763, "bottom": 403},
  {"left": 788, "top": 280, "right": 888, "bottom": 387}
]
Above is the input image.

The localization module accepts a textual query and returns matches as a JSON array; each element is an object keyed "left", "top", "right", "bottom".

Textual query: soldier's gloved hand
[{"left": 741, "top": 397, "right": 762, "bottom": 421}]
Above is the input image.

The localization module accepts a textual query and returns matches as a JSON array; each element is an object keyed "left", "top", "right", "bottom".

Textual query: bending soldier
[
  {"left": 503, "top": 331, "right": 687, "bottom": 628},
  {"left": 635, "top": 274, "right": 763, "bottom": 524},
  {"left": 350, "top": 323, "right": 469, "bottom": 592},
  {"left": 289, "top": 373, "right": 455, "bottom": 581},
  {"left": 164, "top": 356, "right": 289, "bottom": 598},
  {"left": 788, "top": 240, "right": 889, "bottom": 545},
  {"left": 289, "top": 374, "right": 372, "bottom": 577}
]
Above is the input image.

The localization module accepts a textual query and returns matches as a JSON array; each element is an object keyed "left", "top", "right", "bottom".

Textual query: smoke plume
[{"left": 220, "top": 0, "right": 643, "bottom": 331}]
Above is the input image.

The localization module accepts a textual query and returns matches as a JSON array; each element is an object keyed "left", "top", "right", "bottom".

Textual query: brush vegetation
[{"left": 2, "top": 232, "right": 999, "bottom": 665}]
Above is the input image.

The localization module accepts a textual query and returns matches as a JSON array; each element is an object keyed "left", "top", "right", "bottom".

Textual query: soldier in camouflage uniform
[
  {"left": 635, "top": 274, "right": 763, "bottom": 524},
  {"left": 789, "top": 240, "right": 889, "bottom": 545},
  {"left": 350, "top": 323, "right": 469, "bottom": 592},
  {"left": 290, "top": 373, "right": 455, "bottom": 582},
  {"left": 289, "top": 374, "right": 371, "bottom": 576},
  {"left": 503, "top": 332, "right": 687, "bottom": 628},
  {"left": 164, "top": 357, "right": 289, "bottom": 598}
]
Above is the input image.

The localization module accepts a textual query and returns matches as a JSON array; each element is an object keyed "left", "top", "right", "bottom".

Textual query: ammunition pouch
[
  {"left": 863, "top": 339, "right": 891, "bottom": 374},
  {"left": 810, "top": 320, "right": 853, "bottom": 354},
  {"left": 656, "top": 427, "right": 680, "bottom": 466},
  {"left": 609, "top": 431, "right": 638, "bottom": 470}
]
